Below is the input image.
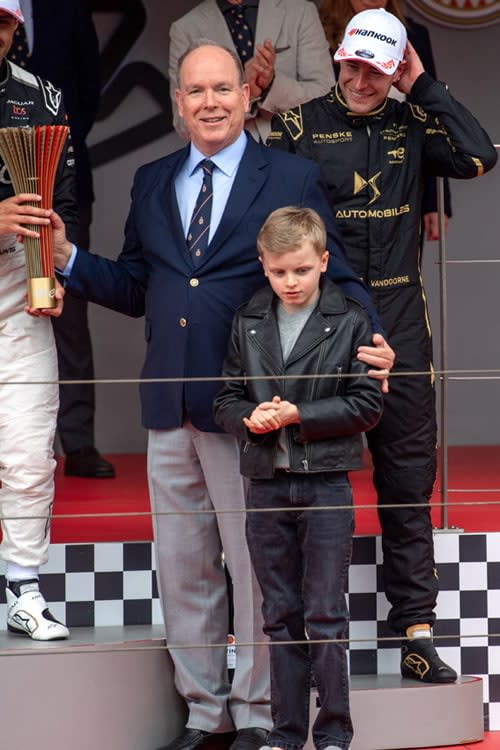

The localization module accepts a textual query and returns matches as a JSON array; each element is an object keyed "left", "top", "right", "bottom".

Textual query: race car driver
[
  {"left": 267, "top": 8, "right": 497, "bottom": 683},
  {"left": 0, "top": 0, "right": 77, "bottom": 639}
]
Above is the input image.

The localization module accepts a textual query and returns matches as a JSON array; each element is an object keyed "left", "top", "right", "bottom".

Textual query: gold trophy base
[{"left": 28, "top": 277, "right": 57, "bottom": 309}]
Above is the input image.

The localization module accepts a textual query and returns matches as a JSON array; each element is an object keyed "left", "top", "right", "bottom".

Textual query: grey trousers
[{"left": 148, "top": 424, "right": 271, "bottom": 732}]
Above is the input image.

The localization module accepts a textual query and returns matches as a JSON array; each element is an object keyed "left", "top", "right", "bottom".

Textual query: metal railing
[{"left": 437, "top": 142, "right": 500, "bottom": 529}]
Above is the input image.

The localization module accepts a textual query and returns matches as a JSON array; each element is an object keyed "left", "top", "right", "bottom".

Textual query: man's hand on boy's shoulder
[{"left": 357, "top": 333, "right": 395, "bottom": 394}]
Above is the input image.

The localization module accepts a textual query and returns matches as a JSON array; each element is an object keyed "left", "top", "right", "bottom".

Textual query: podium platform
[
  {"left": 0, "top": 626, "right": 484, "bottom": 750},
  {"left": 0, "top": 626, "right": 186, "bottom": 750},
  {"left": 308, "top": 675, "right": 484, "bottom": 750}
]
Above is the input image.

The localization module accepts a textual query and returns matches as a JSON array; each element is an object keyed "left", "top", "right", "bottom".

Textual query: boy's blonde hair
[{"left": 257, "top": 206, "right": 327, "bottom": 257}]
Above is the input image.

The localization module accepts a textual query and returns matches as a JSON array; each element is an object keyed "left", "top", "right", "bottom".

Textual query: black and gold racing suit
[{"left": 268, "top": 72, "right": 497, "bottom": 634}]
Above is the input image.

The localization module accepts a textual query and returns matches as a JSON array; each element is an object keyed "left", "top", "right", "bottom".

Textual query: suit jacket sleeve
[
  {"left": 259, "top": 1, "right": 334, "bottom": 114},
  {"left": 63, "top": 168, "right": 148, "bottom": 316}
]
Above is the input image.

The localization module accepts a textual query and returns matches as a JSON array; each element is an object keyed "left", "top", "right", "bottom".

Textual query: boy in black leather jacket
[{"left": 214, "top": 206, "right": 382, "bottom": 750}]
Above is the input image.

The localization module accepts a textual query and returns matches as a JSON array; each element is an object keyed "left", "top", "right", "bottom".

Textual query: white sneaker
[{"left": 6, "top": 584, "right": 69, "bottom": 640}]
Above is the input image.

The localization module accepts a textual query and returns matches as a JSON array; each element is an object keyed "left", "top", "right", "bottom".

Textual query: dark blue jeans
[{"left": 246, "top": 471, "right": 354, "bottom": 750}]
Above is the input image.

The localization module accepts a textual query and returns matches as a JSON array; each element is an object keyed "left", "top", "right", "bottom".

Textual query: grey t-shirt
[{"left": 274, "top": 298, "right": 317, "bottom": 469}]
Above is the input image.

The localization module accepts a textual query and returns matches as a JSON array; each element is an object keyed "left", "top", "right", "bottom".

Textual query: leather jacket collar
[{"left": 241, "top": 275, "right": 349, "bottom": 319}]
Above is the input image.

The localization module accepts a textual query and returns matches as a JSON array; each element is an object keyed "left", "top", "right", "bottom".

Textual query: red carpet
[
  {"left": 416, "top": 733, "right": 498, "bottom": 750},
  {"left": 51, "top": 445, "right": 500, "bottom": 544},
  {"left": 52, "top": 452, "right": 152, "bottom": 543},
  {"left": 353, "top": 444, "right": 500, "bottom": 536}
]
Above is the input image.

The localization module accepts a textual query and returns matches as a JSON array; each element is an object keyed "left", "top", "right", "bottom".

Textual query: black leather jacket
[{"left": 214, "top": 278, "right": 383, "bottom": 479}]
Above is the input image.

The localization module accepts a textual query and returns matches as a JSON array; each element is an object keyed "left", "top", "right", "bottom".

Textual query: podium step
[
  {"left": 308, "top": 675, "right": 484, "bottom": 750},
  {"left": 0, "top": 626, "right": 484, "bottom": 750},
  {"left": 0, "top": 625, "right": 186, "bottom": 750}
]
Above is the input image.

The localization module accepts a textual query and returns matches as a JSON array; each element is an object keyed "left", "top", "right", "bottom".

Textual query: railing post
[{"left": 437, "top": 176, "right": 449, "bottom": 529}]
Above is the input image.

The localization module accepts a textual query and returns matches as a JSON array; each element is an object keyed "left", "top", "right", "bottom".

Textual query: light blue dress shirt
[
  {"left": 175, "top": 131, "right": 248, "bottom": 243},
  {"left": 59, "top": 132, "right": 249, "bottom": 276}
]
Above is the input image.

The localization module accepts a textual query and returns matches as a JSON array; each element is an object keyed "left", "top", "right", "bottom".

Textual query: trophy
[{"left": 0, "top": 125, "right": 69, "bottom": 308}]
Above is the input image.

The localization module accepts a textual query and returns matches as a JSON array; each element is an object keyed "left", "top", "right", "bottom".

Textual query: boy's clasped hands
[{"left": 243, "top": 395, "right": 300, "bottom": 434}]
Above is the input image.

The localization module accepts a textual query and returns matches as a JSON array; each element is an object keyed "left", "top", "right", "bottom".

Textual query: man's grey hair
[{"left": 176, "top": 39, "right": 245, "bottom": 88}]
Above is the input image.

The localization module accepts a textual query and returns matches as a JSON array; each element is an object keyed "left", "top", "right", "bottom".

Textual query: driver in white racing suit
[{"left": 0, "top": 0, "right": 77, "bottom": 640}]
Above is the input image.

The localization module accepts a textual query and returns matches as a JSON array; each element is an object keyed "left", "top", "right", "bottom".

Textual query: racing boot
[
  {"left": 401, "top": 637, "right": 457, "bottom": 683},
  {"left": 6, "top": 579, "right": 69, "bottom": 640}
]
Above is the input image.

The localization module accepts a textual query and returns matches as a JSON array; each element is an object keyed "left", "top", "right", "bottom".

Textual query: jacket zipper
[
  {"left": 302, "top": 442, "right": 310, "bottom": 472},
  {"left": 333, "top": 365, "right": 342, "bottom": 396}
]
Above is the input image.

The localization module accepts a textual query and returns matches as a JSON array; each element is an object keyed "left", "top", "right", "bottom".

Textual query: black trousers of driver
[{"left": 268, "top": 72, "right": 498, "bottom": 634}]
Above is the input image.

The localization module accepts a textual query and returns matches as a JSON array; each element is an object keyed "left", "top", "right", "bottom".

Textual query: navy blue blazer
[
  {"left": 66, "top": 136, "right": 380, "bottom": 432},
  {"left": 26, "top": 0, "right": 100, "bottom": 204}
]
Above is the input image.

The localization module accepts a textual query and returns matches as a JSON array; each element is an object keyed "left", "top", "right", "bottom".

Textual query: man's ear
[
  {"left": 242, "top": 82, "right": 251, "bottom": 113},
  {"left": 175, "top": 88, "right": 183, "bottom": 118},
  {"left": 395, "top": 58, "right": 407, "bottom": 82}
]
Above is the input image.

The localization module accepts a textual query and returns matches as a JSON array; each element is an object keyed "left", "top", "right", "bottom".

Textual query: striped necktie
[{"left": 186, "top": 159, "right": 214, "bottom": 262}]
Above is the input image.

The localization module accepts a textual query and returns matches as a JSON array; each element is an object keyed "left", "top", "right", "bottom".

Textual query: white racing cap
[{"left": 334, "top": 8, "right": 407, "bottom": 75}]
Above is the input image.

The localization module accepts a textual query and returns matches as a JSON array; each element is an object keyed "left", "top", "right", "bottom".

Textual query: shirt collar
[
  {"left": 218, "top": 0, "right": 259, "bottom": 12},
  {"left": 188, "top": 131, "right": 248, "bottom": 178}
]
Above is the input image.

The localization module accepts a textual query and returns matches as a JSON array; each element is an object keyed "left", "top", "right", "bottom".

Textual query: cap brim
[
  {"left": 0, "top": 7, "right": 24, "bottom": 22},
  {"left": 334, "top": 48, "right": 399, "bottom": 75}
]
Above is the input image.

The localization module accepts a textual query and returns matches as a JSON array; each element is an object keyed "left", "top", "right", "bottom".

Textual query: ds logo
[{"left": 353, "top": 171, "right": 382, "bottom": 205}]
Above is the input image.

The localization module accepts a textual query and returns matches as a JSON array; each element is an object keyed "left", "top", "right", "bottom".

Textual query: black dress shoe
[
  {"left": 64, "top": 446, "right": 116, "bottom": 478},
  {"left": 229, "top": 728, "right": 269, "bottom": 750},
  {"left": 401, "top": 638, "right": 458, "bottom": 683},
  {"left": 157, "top": 728, "right": 236, "bottom": 750}
]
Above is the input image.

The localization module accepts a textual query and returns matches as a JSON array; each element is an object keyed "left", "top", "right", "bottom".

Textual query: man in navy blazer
[
  {"left": 10, "top": 0, "right": 114, "bottom": 478},
  {"left": 52, "top": 41, "right": 393, "bottom": 750}
]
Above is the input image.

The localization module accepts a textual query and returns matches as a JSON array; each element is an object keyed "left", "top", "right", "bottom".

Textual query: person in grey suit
[
  {"left": 51, "top": 41, "right": 394, "bottom": 750},
  {"left": 168, "top": 0, "right": 335, "bottom": 144}
]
